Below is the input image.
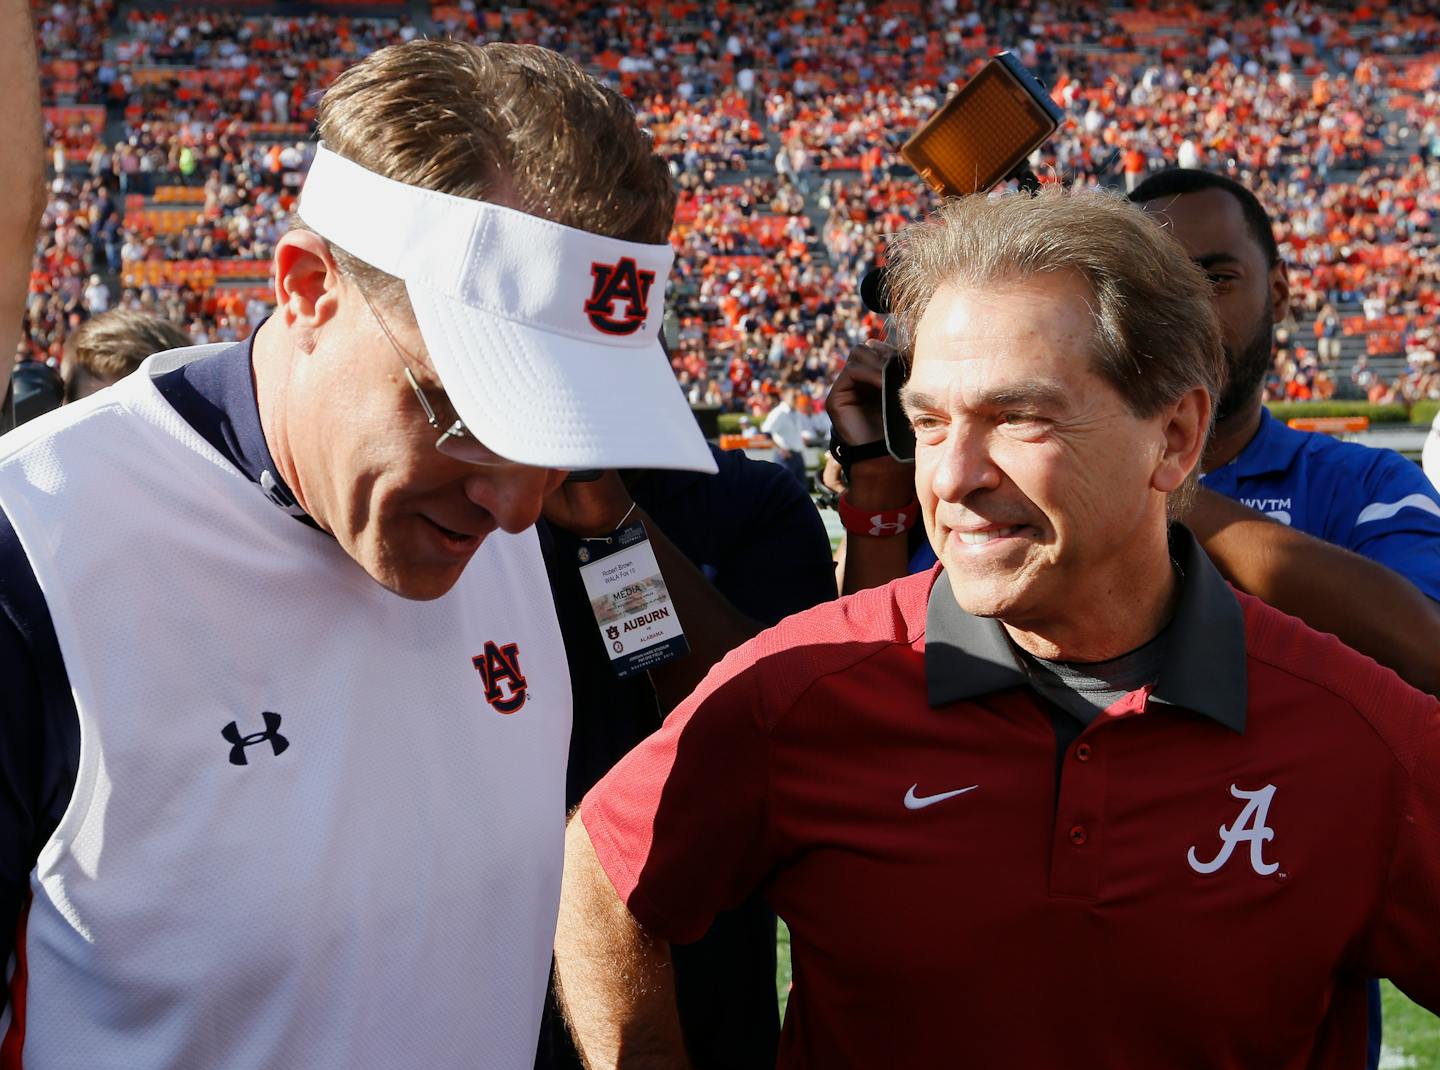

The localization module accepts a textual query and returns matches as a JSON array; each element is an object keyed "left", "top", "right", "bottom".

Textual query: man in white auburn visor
[{"left": 0, "top": 40, "right": 712, "bottom": 1070}]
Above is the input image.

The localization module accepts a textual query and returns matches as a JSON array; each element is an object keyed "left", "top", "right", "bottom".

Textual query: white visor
[{"left": 296, "top": 145, "right": 716, "bottom": 474}]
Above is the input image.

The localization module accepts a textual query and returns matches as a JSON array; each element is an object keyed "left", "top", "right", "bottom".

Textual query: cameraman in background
[{"left": 761, "top": 386, "right": 829, "bottom": 488}]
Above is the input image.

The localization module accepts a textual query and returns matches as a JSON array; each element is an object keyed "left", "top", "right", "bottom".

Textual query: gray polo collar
[{"left": 925, "top": 525, "right": 1248, "bottom": 733}]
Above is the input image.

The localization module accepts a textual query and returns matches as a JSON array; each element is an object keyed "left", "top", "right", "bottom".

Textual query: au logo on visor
[{"left": 585, "top": 257, "right": 655, "bottom": 335}]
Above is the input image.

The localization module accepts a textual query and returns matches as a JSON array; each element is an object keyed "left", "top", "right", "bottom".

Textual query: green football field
[{"left": 775, "top": 922, "right": 1440, "bottom": 1066}]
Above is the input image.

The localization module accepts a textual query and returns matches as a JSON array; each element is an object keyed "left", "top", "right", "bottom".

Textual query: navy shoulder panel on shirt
[
  {"left": 0, "top": 336, "right": 280, "bottom": 1004},
  {"left": 151, "top": 337, "right": 294, "bottom": 496},
  {"left": 0, "top": 501, "right": 79, "bottom": 988}
]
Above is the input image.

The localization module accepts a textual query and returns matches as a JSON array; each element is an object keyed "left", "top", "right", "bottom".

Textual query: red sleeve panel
[
  {"left": 580, "top": 647, "right": 772, "bottom": 944},
  {"left": 1240, "top": 591, "right": 1440, "bottom": 1015},
  {"left": 1359, "top": 701, "right": 1440, "bottom": 1012}
]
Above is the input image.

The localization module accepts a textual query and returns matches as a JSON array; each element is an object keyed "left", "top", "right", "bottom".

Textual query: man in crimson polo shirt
[{"left": 552, "top": 190, "right": 1440, "bottom": 1069}]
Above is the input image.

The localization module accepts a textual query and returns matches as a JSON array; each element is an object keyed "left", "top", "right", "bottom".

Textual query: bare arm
[
  {"left": 553, "top": 816, "right": 692, "bottom": 1070},
  {"left": 1187, "top": 487, "right": 1440, "bottom": 697},
  {"left": 834, "top": 455, "right": 917, "bottom": 595},
  {"left": 0, "top": 0, "right": 44, "bottom": 369}
]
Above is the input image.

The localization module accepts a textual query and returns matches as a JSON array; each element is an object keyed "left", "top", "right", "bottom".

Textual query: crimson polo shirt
[{"left": 581, "top": 527, "right": 1440, "bottom": 1070}]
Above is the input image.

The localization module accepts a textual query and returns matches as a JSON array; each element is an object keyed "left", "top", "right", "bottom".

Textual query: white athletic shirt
[
  {"left": 1424, "top": 410, "right": 1440, "bottom": 493},
  {"left": 0, "top": 358, "right": 571, "bottom": 1068}
]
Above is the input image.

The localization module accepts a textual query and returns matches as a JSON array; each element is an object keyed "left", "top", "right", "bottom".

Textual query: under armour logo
[
  {"left": 1187, "top": 784, "right": 1279, "bottom": 876},
  {"left": 473, "top": 640, "right": 528, "bottom": 715},
  {"left": 221, "top": 712, "right": 290, "bottom": 766},
  {"left": 868, "top": 515, "right": 907, "bottom": 537}
]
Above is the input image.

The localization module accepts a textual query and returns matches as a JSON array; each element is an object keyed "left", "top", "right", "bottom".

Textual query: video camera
[
  {"left": 0, "top": 360, "right": 65, "bottom": 435},
  {"left": 865, "top": 51, "right": 1064, "bottom": 464}
]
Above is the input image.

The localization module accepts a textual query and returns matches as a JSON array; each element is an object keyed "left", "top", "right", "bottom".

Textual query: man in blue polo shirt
[
  {"left": 1133, "top": 167, "right": 1440, "bottom": 1068},
  {"left": 1133, "top": 170, "right": 1440, "bottom": 598}
]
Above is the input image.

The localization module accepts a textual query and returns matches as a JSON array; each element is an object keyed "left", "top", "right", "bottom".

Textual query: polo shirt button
[
  {"left": 1068, "top": 824, "right": 1088, "bottom": 846},
  {"left": 1075, "top": 743, "right": 1092, "bottom": 762}
]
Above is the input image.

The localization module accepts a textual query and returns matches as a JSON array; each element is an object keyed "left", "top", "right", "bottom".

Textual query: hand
[
  {"left": 826, "top": 339, "right": 913, "bottom": 507},
  {"left": 825, "top": 339, "right": 898, "bottom": 447},
  {"left": 543, "top": 470, "right": 636, "bottom": 539}
]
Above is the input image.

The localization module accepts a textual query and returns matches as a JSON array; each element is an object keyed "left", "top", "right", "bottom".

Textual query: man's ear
[
  {"left": 1152, "top": 386, "right": 1212, "bottom": 495},
  {"left": 272, "top": 231, "right": 344, "bottom": 330},
  {"left": 1269, "top": 259, "right": 1290, "bottom": 326}
]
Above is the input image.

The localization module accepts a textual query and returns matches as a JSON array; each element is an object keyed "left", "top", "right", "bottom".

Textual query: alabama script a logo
[
  {"left": 585, "top": 257, "right": 655, "bottom": 335},
  {"left": 473, "top": 640, "right": 528, "bottom": 714},
  {"left": 1187, "top": 784, "right": 1279, "bottom": 876}
]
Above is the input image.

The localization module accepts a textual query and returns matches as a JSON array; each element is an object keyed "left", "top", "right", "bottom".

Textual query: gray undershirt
[{"left": 1018, "top": 628, "right": 1169, "bottom": 726}]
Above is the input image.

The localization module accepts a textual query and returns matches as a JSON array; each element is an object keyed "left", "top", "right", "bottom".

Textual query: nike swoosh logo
[
  {"left": 904, "top": 783, "right": 979, "bottom": 810},
  {"left": 1355, "top": 493, "right": 1440, "bottom": 526}
]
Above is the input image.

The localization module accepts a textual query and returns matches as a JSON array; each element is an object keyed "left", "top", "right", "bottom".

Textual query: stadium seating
[{"left": 18, "top": 0, "right": 1440, "bottom": 411}]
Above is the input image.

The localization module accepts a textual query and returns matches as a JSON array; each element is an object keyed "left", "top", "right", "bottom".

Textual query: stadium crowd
[{"left": 18, "top": 0, "right": 1440, "bottom": 419}]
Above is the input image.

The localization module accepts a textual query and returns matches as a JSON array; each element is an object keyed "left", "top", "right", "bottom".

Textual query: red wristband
[{"left": 837, "top": 492, "right": 920, "bottom": 537}]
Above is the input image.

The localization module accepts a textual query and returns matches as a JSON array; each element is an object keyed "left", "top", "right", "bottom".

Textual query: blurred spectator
[
  {"left": 1315, "top": 302, "right": 1342, "bottom": 364},
  {"left": 60, "top": 307, "right": 190, "bottom": 402},
  {"left": 82, "top": 272, "right": 109, "bottom": 313},
  {"left": 760, "top": 385, "right": 829, "bottom": 485}
]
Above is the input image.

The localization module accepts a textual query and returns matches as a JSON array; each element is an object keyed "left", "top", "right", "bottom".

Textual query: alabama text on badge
[{"left": 577, "top": 521, "right": 689, "bottom": 678}]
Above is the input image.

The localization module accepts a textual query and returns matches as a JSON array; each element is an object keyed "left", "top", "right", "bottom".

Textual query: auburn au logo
[
  {"left": 473, "top": 641, "right": 528, "bottom": 714},
  {"left": 585, "top": 257, "right": 655, "bottom": 335}
]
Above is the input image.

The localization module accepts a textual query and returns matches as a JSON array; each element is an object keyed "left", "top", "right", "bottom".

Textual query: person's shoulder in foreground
[
  {"left": 637, "top": 442, "right": 834, "bottom": 612},
  {"left": 1235, "top": 575, "right": 1436, "bottom": 727},
  {"left": 698, "top": 562, "right": 933, "bottom": 726},
  {"left": 663, "top": 443, "right": 835, "bottom": 607}
]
